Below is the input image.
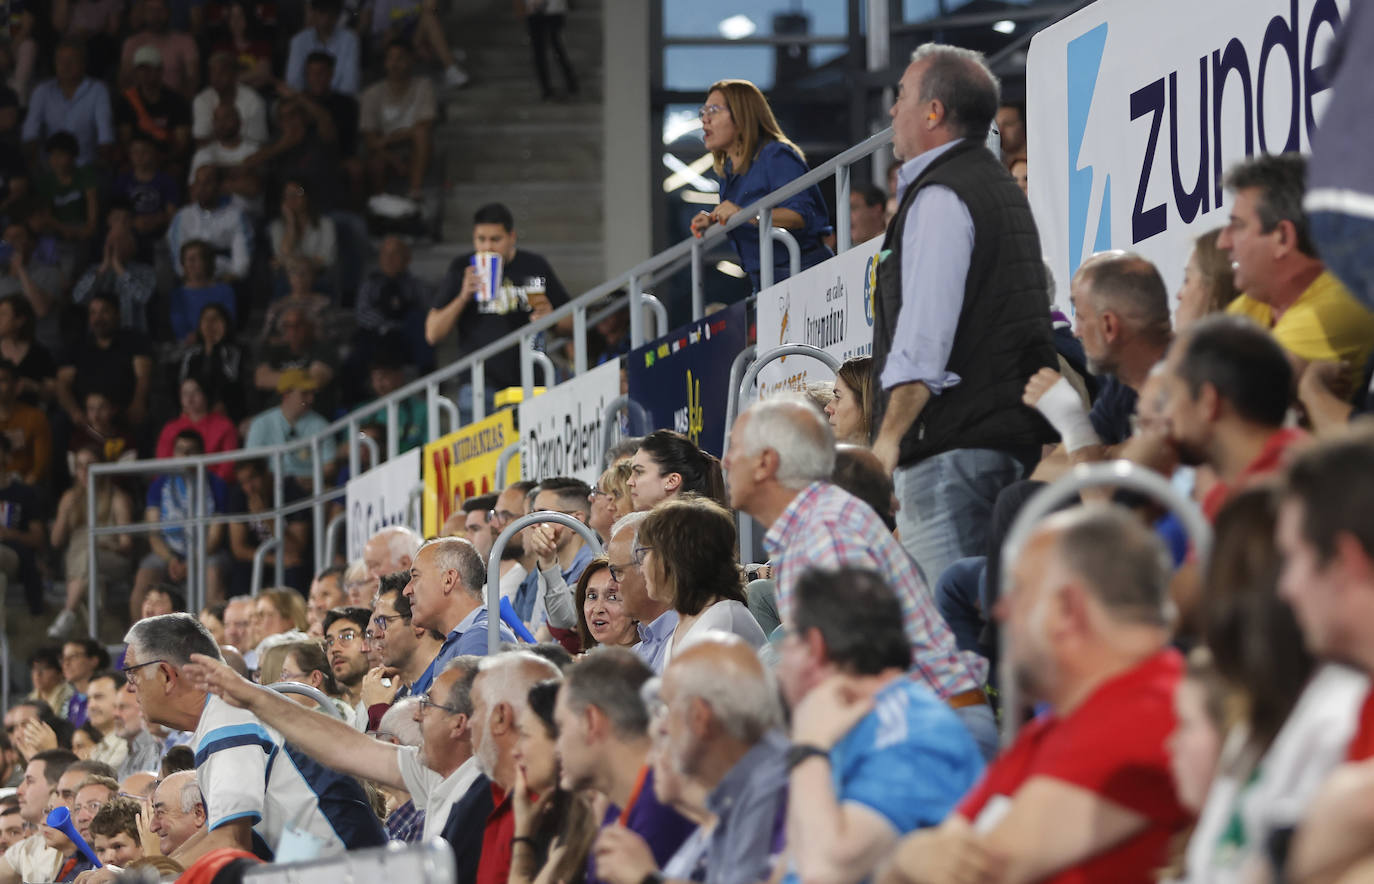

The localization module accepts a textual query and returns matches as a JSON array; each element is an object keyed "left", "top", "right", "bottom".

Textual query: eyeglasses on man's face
[
  {"left": 415, "top": 693, "right": 463, "bottom": 716},
  {"left": 123, "top": 659, "right": 166, "bottom": 688}
]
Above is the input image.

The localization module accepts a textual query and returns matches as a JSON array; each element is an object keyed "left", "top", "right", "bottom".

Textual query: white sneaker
[
  {"left": 47, "top": 608, "right": 78, "bottom": 638},
  {"left": 444, "top": 65, "right": 470, "bottom": 88}
]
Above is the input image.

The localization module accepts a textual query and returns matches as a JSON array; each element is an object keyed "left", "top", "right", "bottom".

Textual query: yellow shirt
[{"left": 1227, "top": 271, "right": 1374, "bottom": 370}]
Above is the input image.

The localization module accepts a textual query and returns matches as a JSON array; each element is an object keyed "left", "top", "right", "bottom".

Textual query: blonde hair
[
  {"left": 258, "top": 588, "right": 309, "bottom": 633},
  {"left": 706, "top": 79, "right": 804, "bottom": 177}
]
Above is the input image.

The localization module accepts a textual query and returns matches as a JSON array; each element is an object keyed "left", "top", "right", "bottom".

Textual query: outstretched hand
[{"left": 185, "top": 653, "right": 258, "bottom": 709}]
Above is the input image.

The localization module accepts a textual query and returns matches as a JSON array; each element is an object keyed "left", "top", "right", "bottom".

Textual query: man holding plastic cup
[{"left": 425, "top": 202, "right": 571, "bottom": 423}]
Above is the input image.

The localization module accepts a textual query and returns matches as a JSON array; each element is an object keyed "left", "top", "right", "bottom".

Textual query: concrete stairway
[{"left": 435, "top": 0, "right": 605, "bottom": 297}]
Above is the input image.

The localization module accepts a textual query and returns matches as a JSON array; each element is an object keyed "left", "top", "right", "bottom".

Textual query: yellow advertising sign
[{"left": 422, "top": 410, "right": 521, "bottom": 536}]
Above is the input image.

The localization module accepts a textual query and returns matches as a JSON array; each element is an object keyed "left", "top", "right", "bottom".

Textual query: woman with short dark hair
[{"left": 636, "top": 496, "right": 765, "bottom": 670}]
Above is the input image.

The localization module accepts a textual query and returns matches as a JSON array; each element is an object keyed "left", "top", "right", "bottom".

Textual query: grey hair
[
  {"left": 439, "top": 655, "right": 482, "bottom": 716},
  {"left": 476, "top": 651, "right": 563, "bottom": 711},
  {"left": 736, "top": 397, "right": 836, "bottom": 489},
  {"left": 343, "top": 558, "right": 367, "bottom": 585},
  {"left": 124, "top": 613, "right": 223, "bottom": 667},
  {"left": 1223, "top": 152, "right": 1316, "bottom": 257},
  {"left": 378, "top": 526, "right": 423, "bottom": 563},
  {"left": 910, "top": 43, "right": 1000, "bottom": 140},
  {"left": 379, "top": 698, "right": 423, "bottom": 746},
  {"left": 1076, "top": 251, "right": 1173, "bottom": 347},
  {"left": 417, "top": 536, "right": 486, "bottom": 597},
  {"left": 178, "top": 779, "right": 204, "bottom": 814},
  {"left": 562, "top": 646, "right": 652, "bottom": 739},
  {"left": 1052, "top": 504, "right": 1172, "bottom": 627},
  {"left": 155, "top": 772, "right": 204, "bottom": 814},
  {"left": 670, "top": 632, "right": 781, "bottom": 743},
  {"left": 610, "top": 510, "right": 650, "bottom": 540}
]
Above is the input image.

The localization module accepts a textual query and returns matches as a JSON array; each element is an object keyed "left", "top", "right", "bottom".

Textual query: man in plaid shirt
[{"left": 724, "top": 397, "right": 997, "bottom": 759}]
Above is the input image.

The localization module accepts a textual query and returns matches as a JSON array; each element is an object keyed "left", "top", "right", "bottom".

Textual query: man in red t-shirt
[
  {"left": 880, "top": 505, "right": 1189, "bottom": 884},
  {"left": 1277, "top": 433, "right": 1374, "bottom": 881}
]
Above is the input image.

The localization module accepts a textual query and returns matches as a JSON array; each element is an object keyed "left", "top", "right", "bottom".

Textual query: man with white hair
[
  {"left": 124, "top": 613, "right": 386, "bottom": 863},
  {"left": 365, "top": 526, "right": 422, "bottom": 581},
  {"left": 405, "top": 537, "right": 516, "bottom": 671},
  {"left": 606, "top": 512, "right": 676, "bottom": 672},
  {"left": 457, "top": 651, "right": 563, "bottom": 884},
  {"left": 723, "top": 397, "right": 996, "bottom": 758},
  {"left": 593, "top": 635, "right": 789, "bottom": 884},
  {"left": 147, "top": 770, "right": 205, "bottom": 856}
]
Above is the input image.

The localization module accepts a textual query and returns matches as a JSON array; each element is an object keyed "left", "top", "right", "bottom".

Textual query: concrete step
[
  {"left": 442, "top": 154, "right": 601, "bottom": 183},
  {"left": 450, "top": 181, "right": 601, "bottom": 225},
  {"left": 444, "top": 97, "right": 601, "bottom": 124},
  {"left": 437, "top": 120, "right": 599, "bottom": 158}
]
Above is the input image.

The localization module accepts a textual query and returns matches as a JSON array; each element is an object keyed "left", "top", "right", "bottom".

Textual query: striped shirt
[
  {"left": 192, "top": 694, "right": 386, "bottom": 856},
  {"left": 763, "top": 481, "right": 986, "bottom": 699}
]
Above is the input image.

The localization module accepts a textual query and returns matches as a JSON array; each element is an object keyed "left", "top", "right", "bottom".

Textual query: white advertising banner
[
  {"left": 1026, "top": 0, "right": 1347, "bottom": 311},
  {"left": 345, "top": 447, "right": 421, "bottom": 560},
  {"left": 518, "top": 359, "right": 622, "bottom": 484},
  {"left": 754, "top": 236, "right": 882, "bottom": 397}
]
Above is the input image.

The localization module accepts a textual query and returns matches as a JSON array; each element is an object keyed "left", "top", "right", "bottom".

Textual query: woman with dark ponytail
[{"left": 626, "top": 429, "right": 727, "bottom": 511}]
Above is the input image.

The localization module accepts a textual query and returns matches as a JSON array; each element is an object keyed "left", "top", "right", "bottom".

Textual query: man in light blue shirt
[
  {"left": 870, "top": 44, "right": 1057, "bottom": 586},
  {"left": 407, "top": 537, "right": 516, "bottom": 669},
  {"left": 22, "top": 41, "right": 114, "bottom": 166},
  {"left": 244, "top": 369, "right": 336, "bottom": 487},
  {"left": 285, "top": 0, "right": 361, "bottom": 95}
]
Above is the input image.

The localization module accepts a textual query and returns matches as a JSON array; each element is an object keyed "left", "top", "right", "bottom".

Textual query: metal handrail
[
  {"left": 771, "top": 228, "right": 801, "bottom": 280},
  {"left": 251, "top": 538, "right": 282, "bottom": 597},
  {"left": 269, "top": 681, "right": 346, "bottom": 720},
  {"left": 495, "top": 442, "right": 520, "bottom": 491},
  {"left": 82, "top": 125, "right": 901, "bottom": 631},
  {"left": 485, "top": 512, "right": 603, "bottom": 654},
  {"left": 996, "top": 462, "right": 1212, "bottom": 748},
  {"left": 600, "top": 395, "right": 651, "bottom": 460},
  {"left": 723, "top": 343, "right": 841, "bottom": 457},
  {"left": 323, "top": 511, "right": 346, "bottom": 569},
  {"left": 640, "top": 293, "right": 668, "bottom": 339}
]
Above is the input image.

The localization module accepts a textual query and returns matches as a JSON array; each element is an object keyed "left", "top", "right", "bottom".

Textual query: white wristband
[{"left": 1033, "top": 377, "right": 1102, "bottom": 452}]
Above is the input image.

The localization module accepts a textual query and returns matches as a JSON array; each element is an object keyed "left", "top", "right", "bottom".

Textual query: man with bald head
[
  {"left": 593, "top": 635, "right": 788, "bottom": 884},
  {"left": 148, "top": 770, "right": 205, "bottom": 855},
  {"left": 365, "top": 526, "right": 422, "bottom": 581},
  {"left": 723, "top": 397, "right": 994, "bottom": 754},
  {"left": 883, "top": 504, "right": 1188, "bottom": 883},
  {"left": 1023, "top": 251, "right": 1173, "bottom": 479},
  {"left": 604, "top": 512, "right": 675, "bottom": 672}
]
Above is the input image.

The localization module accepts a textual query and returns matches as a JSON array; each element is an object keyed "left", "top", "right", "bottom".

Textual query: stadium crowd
[{"left": 4, "top": 0, "right": 1374, "bottom": 882}]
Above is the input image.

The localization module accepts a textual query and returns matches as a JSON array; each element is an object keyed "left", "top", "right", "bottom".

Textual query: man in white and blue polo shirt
[{"left": 123, "top": 613, "right": 386, "bottom": 865}]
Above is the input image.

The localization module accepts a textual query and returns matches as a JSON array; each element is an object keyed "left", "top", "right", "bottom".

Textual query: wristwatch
[{"left": 785, "top": 743, "right": 830, "bottom": 771}]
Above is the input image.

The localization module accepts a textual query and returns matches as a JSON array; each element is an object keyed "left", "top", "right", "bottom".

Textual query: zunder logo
[{"left": 1067, "top": 22, "right": 1112, "bottom": 280}]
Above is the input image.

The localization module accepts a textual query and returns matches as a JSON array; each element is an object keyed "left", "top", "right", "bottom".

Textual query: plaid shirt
[
  {"left": 387, "top": 798, "right": 426, "bottom": 843},
  {"left": 763, "top": 481, "right": 986, "bottom": 698}
]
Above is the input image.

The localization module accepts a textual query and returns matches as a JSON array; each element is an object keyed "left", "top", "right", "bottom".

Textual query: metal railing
[
  {"left": 996, "top": 462, "right": 1212, "bottom": 747},
  {"left": 486, "top": 512, "right": 604, "bottom": 654},
  {"left": 81, "top": 126, "right": 897, "bottom": 637}
]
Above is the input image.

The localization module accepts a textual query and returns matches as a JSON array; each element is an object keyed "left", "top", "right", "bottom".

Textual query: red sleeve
[
  {"left": 1031, "top": 675, "right": 1182, "bottom": 823},
  {"left": 1347, "top": 690, "right": 1374, "bottom": 761}
]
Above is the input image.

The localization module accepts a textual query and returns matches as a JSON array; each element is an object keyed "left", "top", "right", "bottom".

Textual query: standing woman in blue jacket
[{"left": 689, "top": 79, "right": 833, "bottom": 290}]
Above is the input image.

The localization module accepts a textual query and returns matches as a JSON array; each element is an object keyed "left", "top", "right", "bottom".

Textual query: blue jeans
[
  {"left": 894, "top": 448, "right": 1026, "bottom": 589},
  {"left": 954, "top": 702, "right": 1000, "bottom": 762},
  {"left": 1311, "top": 210, "right": 1374, "bottom": 313},
  {"left": 457, "top": 383, "right": 499, "bottom": 428}
]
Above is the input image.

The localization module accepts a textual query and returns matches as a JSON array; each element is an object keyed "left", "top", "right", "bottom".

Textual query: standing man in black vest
[{"left": 871, "top": 44, "right": 1056, "bottom": 586}]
